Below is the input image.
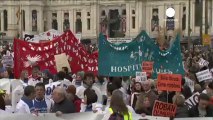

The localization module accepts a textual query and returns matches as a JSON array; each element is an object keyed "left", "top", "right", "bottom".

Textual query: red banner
[{"left": 14, "top": 30, "right": 98, "bottom": 78}]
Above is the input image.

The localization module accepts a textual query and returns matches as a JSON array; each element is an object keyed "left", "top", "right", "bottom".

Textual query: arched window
[
  {"left": 32, "top": 10, "right": 37, "bottom": 31},
  {"left": 3, "top": 10, "right": 7, "bottom": 31}
]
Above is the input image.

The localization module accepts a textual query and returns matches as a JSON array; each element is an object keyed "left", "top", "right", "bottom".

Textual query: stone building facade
[{"left": 0, "top": 0, "right": 212, "bottom": 43}]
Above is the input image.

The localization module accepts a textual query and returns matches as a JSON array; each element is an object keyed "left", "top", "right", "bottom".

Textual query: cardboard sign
[
  {"left": 157, "top": 74, "right": 182, "bottom": 92},
  {"left": 184, "top": 92, "right": 200, "bottom": 109},
  {"left": 198, "top": 58, "right": 209, "bottom": 68},
  {"left": 185, "top": 77, "right": 194, "bottom": 92},
  {"left": 142, "top": 61, "right": 154, "bottom": 77},
  {"left": 196, "top": 69, "right": 213, "bottom": 82},
  {"left": 54, "top": 53, "right": 71, "bottom": 72},
  {"left": 2, "top": 55, "right": 14, "bottom": 68},
  {"left": 136, "top": 72, "right": 147, "bottom": 82},
  {"left": 152, "top": 100, "right": 177, "bottom": 117},
  {"left": 45, "top": 81, "right": 61, "bottom": 98},
  {"left": 202, "top": 34, "right": 211, "bottom": 46}
]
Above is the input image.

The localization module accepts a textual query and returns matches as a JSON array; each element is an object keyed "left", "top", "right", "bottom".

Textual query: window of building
[
  {"left": 195, "top": 0, "right": 202, "bottom": 26},
  {"left": 87, "top": 18, "right": 90, "bottom": 30},
  {"left": 132, "top": 16, "right": 135, "bottom": 29},
  {"left": 63, "top": 12, "right": 70, "bottom": 31},
  {"left": 76, "top": 12, "right": 82, "bottom": 33},
  {"left": 32, "top": 10, "right": 37, "bottom": 31},
  {"left": 52, "top": 13, "right": 58, "bottom": 30},
  {"left": 3, "top": 10, "right": 7, "bottom": 31},
  {"left": 182, "top": 6, "right": 186, "bottom": 30},
  {"left": 132, "top": 9, "right": 135, "bottom": 29},
  {"left": 122, "top": 9, "right": 126, "bottom": 15},
  {"left": 151, "top": 8, "right": 159, "bottom": 32},
  {"left": 22, "top": 10, "right": 25, "bottom": 31}
]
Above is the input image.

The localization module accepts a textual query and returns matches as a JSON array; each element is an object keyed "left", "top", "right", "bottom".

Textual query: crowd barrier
[
  {"left": 0, "top": 112, "right": 169, "bottom": 120},
  {"left": 0, "top": 111, "right": 212, "bottom": 120}
]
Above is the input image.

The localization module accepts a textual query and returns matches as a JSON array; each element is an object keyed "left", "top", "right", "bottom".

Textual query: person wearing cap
[{"left": 72, "top": 71, "right": 84, "bottom": 87}]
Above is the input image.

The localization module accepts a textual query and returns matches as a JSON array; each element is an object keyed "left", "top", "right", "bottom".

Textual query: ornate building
[{"left": 0, "top": 0, "right": 212, "bottom": 43}]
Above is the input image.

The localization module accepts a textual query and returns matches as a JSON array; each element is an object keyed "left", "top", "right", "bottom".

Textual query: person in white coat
[
  {"left": 16, "top": 86, "right": 36, "bottom": 114},
  {"left": 76, "top": 72, "right": 102, "bottom": 104}
]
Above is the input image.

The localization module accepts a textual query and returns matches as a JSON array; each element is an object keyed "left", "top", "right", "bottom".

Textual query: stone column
[
  {"left": 1, "top": 12, "right": 4, "bottom": 32},
  {"left": 126, "top": 3, "right": 131, "bottom": 37},
  {"left": 6, "top": 7, "right": 16, "bottom": 37},
  {"left": 38, "top": 8, "right": 44, "bottom": 33},
  {"left": 25, "top": 6, "right": 30, "bottom": 33},
  {"left": 69, "top": 10, "right": 74, "bottom": 33},
  {"left": 57, "top": 10, "right": 63, "bottom": 32}
]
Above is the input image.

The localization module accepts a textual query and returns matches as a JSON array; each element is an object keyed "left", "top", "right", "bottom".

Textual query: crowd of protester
[{"left": 0, "top": 43, "right": 212, "bottom": 120}]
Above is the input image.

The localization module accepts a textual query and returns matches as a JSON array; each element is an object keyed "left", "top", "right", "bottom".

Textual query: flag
[{"left": 16, "top": 5, "right": 21, "bottom": 24}]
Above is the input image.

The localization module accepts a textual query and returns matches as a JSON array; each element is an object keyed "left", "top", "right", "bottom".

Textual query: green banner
[{"left": 98, "top": 31, "right": 184, "bottom": 78}]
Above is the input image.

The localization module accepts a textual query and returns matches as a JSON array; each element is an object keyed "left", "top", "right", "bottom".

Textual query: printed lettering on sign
[
  {"left": 184, "top": 92, "right": 200, "bottom": 109},
  {"left": 157, "top": 74, "right": 182, "bottom": 92},
  {"left": 142, "top": 61, "right": 154, "bottom": 77},
  {"left": 196, "top": 69, "right": 213, "bottom": 82},
  {"left": 152, "top": 100, "right": 177, "bottom": 117}
]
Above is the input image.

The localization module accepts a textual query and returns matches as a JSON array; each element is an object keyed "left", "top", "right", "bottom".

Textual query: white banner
[
  {"left": 196, "top": 69, "right": 213, "bottom": 82},
  {"left": 184, "top": 92, "right": 200, "bottom": 109},
  {"left": 108, "top": 38, "right": 132, "bottom": 43},
  {"left": 185, "top": 77, "right": 194, "bottom": 92},
  {"left": 27, "top": 29, "right": 62, "bottom": 43},
  {"left": 136, "top": 72, "right": 147, "bottom": 82},
  {"left": 0, "top": 112, "right": 169, "bottom": 120}
]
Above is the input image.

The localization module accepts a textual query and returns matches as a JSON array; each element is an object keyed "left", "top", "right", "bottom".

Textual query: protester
[
  {"left": 66, "top": 85, "right": 81, "bottom": 112},
  {"left": 16, "top": 86, "right": 36, "bottom": 113},
  {"left": 189, "top": 93, "right": 213, "bottom": 117},
  {"left": 33, "top": 83, "right": 54, "bottom": 113},
  {"left": 72, "top": 71, "right": 84, "bottom": 87},
  {"left": 102, "top": 89, "right": 133, "bottom": 120},
  {"left": 20, "top": 70, "right": 29, "bottom": 85},
  {"left": 81, "top": 88, "right": 98, "bottom": 112},
  {"left": 104, "top": 83, "right": 117, "bottom": 107},
  {"left": 51, "top": 87, "right": 75, "bottom": 113},
  {"left": 41, "top": 69, "right": 53, "bottom": 85},
  {"left": 173, "top": 95, "right": 189, "bottom": 118},
  {"left": 130, "top": 82, "right": 143, "bottom": 110},
  {"left": 76, "top": 72, "right": 102, "bottom": 103},
  {"left": 28, "top": 66, "right": 42, "bottom": 86},
  {"left": 157, "top": 91, "right": 168, "bottom": 102},
  {"left": 62, "top": 67, "right": 72, "bottom": 81},
  {"left": 194, "top": 84, "right": 202, "bottom": 93},
  {"left": 135, "top": 80, "right": 157, "bottom": 114}
]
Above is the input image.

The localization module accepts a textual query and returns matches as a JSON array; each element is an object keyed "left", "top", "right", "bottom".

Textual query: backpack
[{"left": 108, "top": 112, "right": 124, "bottom": 120}]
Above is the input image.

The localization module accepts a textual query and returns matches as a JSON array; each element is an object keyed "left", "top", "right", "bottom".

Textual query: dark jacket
[
  {"left": 51, "top": 98, "right": 75, "bottom": 113},
  {"left": 189, "top": 105, "right": 213, "bottom": 117},
  {"left": 175, "top": 105, "right": 189, "bottom": 118}
]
